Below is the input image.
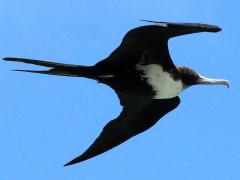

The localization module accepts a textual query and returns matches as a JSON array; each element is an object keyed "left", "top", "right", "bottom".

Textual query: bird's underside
[{"left": 2, "top": 21, "right": 224, "bottom": 166}]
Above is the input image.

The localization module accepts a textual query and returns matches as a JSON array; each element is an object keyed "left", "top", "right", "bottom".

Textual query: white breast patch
[{"left": 136, "top": 64, "right": 184, "bottom": 99}]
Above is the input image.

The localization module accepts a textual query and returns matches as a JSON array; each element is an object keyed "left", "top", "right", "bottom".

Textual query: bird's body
[
  {"left": 3, "top": 21, "right": 229, "bottom": 166},
  {"left": 136, "top": 64, "right": 184, "bottom": 99}
]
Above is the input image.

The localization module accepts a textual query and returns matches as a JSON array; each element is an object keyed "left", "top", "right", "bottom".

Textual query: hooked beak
[{"left": 197, "top": 75, "right": 230, "bottom": 88}]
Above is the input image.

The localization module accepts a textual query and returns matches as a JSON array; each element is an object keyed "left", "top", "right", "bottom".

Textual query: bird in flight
[{"left": 3, "top": 20, "right": 229, "bottom": 166}]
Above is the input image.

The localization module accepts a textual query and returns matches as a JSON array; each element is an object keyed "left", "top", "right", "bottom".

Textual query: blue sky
[{"left": 0, "top": 0, "right": 239, "bottom": 179}]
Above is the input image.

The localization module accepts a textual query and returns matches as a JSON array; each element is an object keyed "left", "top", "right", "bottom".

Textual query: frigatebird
[{"left": 3, "top": 21, "right": 229, "bottom": 166}]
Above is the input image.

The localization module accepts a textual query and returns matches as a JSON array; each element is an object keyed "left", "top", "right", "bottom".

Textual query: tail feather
[
  {"left": 3, "top": 57, "right": 79, "bottom": 68},
  {"left": 13, "top": 69, "right": 79, "bottom": 77},
  {"left": 3, "top": 57, "right": 93, "bottom": 78}
]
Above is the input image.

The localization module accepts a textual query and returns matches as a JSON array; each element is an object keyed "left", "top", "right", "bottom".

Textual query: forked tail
[{"left": 3, "top": 57, "right": 94, "bottom": 78}]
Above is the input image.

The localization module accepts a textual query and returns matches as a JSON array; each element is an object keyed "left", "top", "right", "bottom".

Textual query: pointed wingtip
[
  {"left": 64, "top": 162, "right": 72, "bottom": 167},
  {"left": 139, "top": 20, "right": 222, "bottom": 32},
  {"left": 64, "top": 158, "right": 83, "bottom": 167},
  {"left": 207, "top": 25, "right": 222, "bottom": 32}
]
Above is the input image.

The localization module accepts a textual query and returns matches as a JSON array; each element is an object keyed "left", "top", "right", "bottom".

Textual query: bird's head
[{"left": 177, "top": 66, "right": 229, "bottom": 88}]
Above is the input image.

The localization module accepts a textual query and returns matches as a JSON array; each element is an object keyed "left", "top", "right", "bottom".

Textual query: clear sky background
[{"left": 0, "top": 0, "right": 239, "bottom": 179}]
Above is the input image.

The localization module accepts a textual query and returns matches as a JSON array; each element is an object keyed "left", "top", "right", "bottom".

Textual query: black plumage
[{"left": 3, "top": 21, "right": 229, "bottom": 166}]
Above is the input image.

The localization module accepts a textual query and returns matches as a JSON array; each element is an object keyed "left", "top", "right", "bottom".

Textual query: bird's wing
[
  {"left": 64, "top": 96, "right": 180, "bottom": 166},
  {"left": 138, "top": 20, "right": 221, "bottom": 37},
  {"left": 97, "top": 22, "right": 221, "bottom": 71}
]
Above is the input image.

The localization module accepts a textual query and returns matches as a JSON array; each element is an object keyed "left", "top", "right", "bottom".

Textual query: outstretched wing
[
  {"left": 97, "top": 21, "right": 221, "bottom": 71},
  {"left": 64, "top": 96, "right": 180, "bottom": 166}
]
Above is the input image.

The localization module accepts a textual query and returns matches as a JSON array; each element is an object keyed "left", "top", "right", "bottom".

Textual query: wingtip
[
  {"left": 216, "top": 26, "right": 222, "bottom": 32},
  {"left": 63, "top": 153, "right": 92, "bottom": 166},
  {"left": 139, "top": 20, "right": 222, "bottom": 32},
  {"left": 64, "top": 158, "right": 82, "bottom": 167},
  {"left": 207, "top": 25, "right": 222, "bottom": 32},
  {"left": 64, "top": 162, "right": 72, "bottom": 167}
]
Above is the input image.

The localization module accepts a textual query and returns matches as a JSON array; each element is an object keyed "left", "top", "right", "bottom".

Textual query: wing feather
[
  {"left": 64, "top": 97, "right": 180, "bottom": 166},
  {"left": 97, "top": 22, "right": 221, "bottom": 71}
]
